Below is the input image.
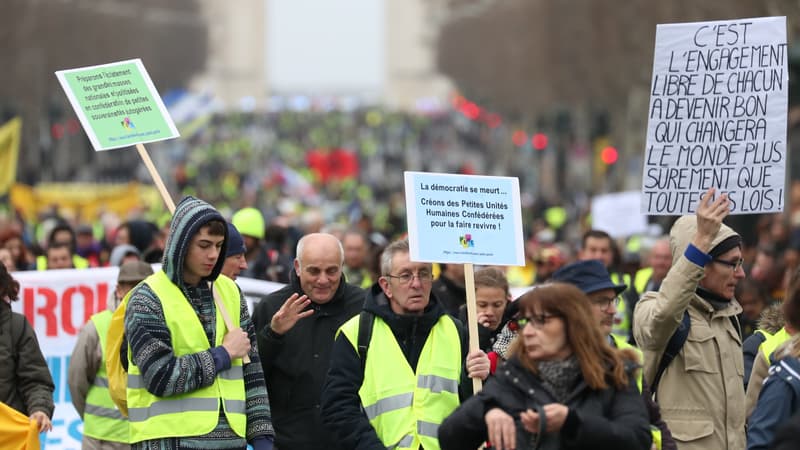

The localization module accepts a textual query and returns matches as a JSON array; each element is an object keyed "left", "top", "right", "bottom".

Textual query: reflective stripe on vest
[
  {"left": 339, "top": 313, "right": 461, "bottom": 450},
  {"left": 126, "top": 272, "right": 246, "bottom": 442},
  {"left": 761, "top": 327, "right": 790, "bottom": 365},
  {"left": 84, "top": 310, "right": 130, "bottom": 443},
  {"left": 610, "top": 272, "right": 631, "bottom": 339}
]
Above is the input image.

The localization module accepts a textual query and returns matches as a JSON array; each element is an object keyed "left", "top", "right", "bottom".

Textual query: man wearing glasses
[
  {"left": 321, "top": 238, "right": 490, "bottom": 450},
  {"left": 634, "top": 188, "right": 746, "bottom": 450}
]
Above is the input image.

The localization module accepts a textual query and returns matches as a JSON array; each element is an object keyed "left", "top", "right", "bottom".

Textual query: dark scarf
[
  {"left": 537, "top": 354, "right": 581, "bottom": 402},
  {"left": 696, "top": 286, "right": 731, "bottom": 311}
]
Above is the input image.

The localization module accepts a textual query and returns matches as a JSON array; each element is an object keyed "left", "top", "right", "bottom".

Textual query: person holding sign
[
  {"left": 320, "top": 238, "right": 490, "bottom": 450},
  {"left": 633, "top": 188, "right": 745, "bottom": 450},
  {"left": 438, "top": 283, "right": 652, "bottom": 450},
  {"left": 124, "top": 197, "right": 274, "bottom": 450}
]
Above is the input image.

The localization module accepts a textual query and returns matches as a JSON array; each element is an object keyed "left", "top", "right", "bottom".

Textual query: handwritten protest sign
[
  {"left": 404, "top": 171, "right": 524, "bottom": 266},
  {"left": 56, "top": 59, "right": 179, "bottom": 151},
  {"left": 642, "top": 16, "right": 787, "bottom": 215}
]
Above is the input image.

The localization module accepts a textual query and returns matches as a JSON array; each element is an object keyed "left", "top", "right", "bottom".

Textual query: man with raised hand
[
  {"left": 634, "top": 188, "right": 745, "bottom": 450},
  {"left": 253, "top": 233, "right": 365, "bottom": 450}
]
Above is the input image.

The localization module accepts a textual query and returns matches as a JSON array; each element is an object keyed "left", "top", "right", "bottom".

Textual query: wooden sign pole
[{"left": 135, "top": 143, "right": 249, "bottom": 363}]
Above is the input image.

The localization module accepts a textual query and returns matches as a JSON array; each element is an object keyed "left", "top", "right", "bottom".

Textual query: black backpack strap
[
  {"left": 652, "top": 310, "right": 691, "bottom": 398},
  {"left": 357, "top": 311, "right": 374, "bottom": 373}
]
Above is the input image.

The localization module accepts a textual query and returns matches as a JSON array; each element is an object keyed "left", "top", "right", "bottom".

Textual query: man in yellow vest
[
  {"left": 578, "top": 229, "right": 637, "bottom": 343},
  {"left": 321, "top": 238, "right": 490, "bottom": 450},
  {"left": 634, "top": 190, "right": 745, "bottom": 450},
  {"left": 342, "top": 229, "right": 374, "bottom": 289},
  {"left": 69, "top": 260, "right": 154, "bottom": 449},
  {"left": 634, "top": 238, "right": 672, "bottom": 295},
  {"left": 551, "top": 259, "right": 675, "bottom": 450},
  {"left": 124, "top": 196, "right": 274, "bottom": 450},
  {"left": 36, "top": 223, "right": 91, "bottom": 270}
]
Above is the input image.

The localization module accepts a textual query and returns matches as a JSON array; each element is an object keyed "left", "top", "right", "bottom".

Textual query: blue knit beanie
[{"left": 226, "top": 222, "right": 247, "bottom": 257}]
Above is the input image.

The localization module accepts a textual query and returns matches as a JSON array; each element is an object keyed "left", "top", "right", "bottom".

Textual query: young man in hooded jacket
[{"left": 124, "top": 196, "right": 274, "bottom": 450}]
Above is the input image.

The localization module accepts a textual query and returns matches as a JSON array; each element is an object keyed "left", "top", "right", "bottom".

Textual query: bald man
[{"left": 253, "top": 233, "right": 365, "bottom": 450}]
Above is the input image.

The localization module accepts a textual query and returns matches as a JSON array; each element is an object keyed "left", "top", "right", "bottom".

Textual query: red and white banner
[{"left": 10, "top": 267, "right": 283, "bottom": 450}]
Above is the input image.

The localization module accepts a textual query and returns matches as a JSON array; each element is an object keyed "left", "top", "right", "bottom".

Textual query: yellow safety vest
[
  {"left": 126, "top": 272, "right": 246, "bottom": 442},
  {"left": 339, "top": 313, "right": 461, "bottom": 450},
  {"left": 610, "top": 334, "right": 662, "bottom": 450},
  {"left": 610, "top": 272, "right": 632, "bottom": 339},
  {"left": 506, "top": 262, "right": 536, "bottom": 287},
  {"left": 753, "top": 329, "right": 773, "bottom": 341},
  {"left": 760, "top": 327, "right": 790, "bottom": 365},
  {"left": 36, "top": 254, "right": 89, "bottom": 270},
  {"left": 634, "top": 267, "right": 653, "bottom": 295},
  {"left": 610, "top": 334, "right": 643, "bottom": 392},
  {"left": 83, "top": 310, "right": 129, "bottom": 443},
  {"left": 359, "top": 273, "right": 374, "bottom": 290}
]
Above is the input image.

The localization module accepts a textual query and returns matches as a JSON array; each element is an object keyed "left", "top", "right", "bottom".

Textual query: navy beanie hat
[{"left": 226, "top": 222, "right": 247, "bottom": 257}]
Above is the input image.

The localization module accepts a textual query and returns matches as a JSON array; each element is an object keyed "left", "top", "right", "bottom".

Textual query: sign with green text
[{"left": 56, "top": 59, "right": 179, "bottom": 151}]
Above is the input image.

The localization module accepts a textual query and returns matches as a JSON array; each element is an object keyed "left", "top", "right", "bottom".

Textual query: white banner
[
  {"left": 592, "top": 191, "right": 649, "bottom": 238},
  {"left": 9, "top": 267, "right": 283, "bottom": 450},
  {"left": 642, "top": 16, "right": 788, "bottom": 215}
]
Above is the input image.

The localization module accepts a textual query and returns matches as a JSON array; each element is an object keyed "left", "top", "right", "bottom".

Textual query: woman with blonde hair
[{"left": 439, "top": 282, "right": 651, "bottom": 450}]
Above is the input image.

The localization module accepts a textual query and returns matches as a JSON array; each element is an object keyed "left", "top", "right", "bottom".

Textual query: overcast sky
[{"left": 267, "top": 0, "right": 385, "bottom": 96}]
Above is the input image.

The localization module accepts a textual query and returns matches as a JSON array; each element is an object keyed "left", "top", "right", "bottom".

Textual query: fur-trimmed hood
[{"left": 757, "top": 302, "right": 785, "bottom": 335}]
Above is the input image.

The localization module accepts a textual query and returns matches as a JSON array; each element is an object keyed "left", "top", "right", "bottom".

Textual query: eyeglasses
[
  {"left": 590, "top": 296, "right": 621, "bottom": 311},
  {"left": 512, "top": 313, "right": 560, "bottom": 329},
  {"left": 712, "top": 258, "right": 744, "bottom": 271},
  {"left": 385, "top": 269, "right": 434, "bottom": 284}
]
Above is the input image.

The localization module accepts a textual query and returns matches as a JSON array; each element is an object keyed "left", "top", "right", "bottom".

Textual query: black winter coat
[
  {"left": 438, "top": 356, "right": 652, "bottom": 450},
  {"left": 0, "top": 302, "right": 55, "bottom": 418},
  {"left": 253, "top": 272, "right": 365, "bottom": 450},
  {"left": 320, "top": 284, "right": 472, "bottom": 450}
]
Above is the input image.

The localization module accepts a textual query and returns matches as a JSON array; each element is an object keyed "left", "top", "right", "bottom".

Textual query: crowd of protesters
[
  {"left": 4, "top": 109, "right": 800, "bottom": 448},
  {"left": 2, "top": 184, "right": 800, "bottom": 448}
]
